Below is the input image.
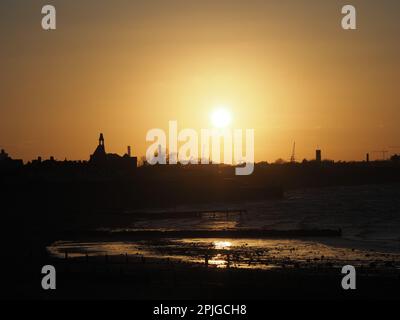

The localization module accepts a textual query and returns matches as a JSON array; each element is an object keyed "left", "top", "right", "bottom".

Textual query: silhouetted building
[
  {"left": 391, "top": 154, "right": 400, "bottom": 162},
  {"left": 316, "top": 149, "right": 322, "bottom": 162},
  {"left": 0, "top": 149, "right": 9, "bottom": 161},
  {"left": 366, "top": 153, "right": 370, "bottom": 162},
  {"left": 0, "top": 149, "right": 23, "bottom": 170},
  {"left": 90, "top": 133, "right": 107, "bottom": 163},
  {"left": 89, "top": 133, "right": 137, "bottom": 170}
]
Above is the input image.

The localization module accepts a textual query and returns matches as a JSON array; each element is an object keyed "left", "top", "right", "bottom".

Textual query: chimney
[
  {"left": 366, "top": 153, "right": 370, "bottom": 162},
  {"left": 316, "top": 149, "right": 322, "bottom": 162},
  {"left": 127, "top": 146, "right": 131, "bottom": 157}
]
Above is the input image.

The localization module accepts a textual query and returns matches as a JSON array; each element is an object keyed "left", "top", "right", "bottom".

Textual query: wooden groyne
[
  {"left": 113, "top": 228, "right": 342, "bottom": 239},
  {"left": 58, "top": 228, "right": 342, "bottom": 240},
  {"left": 121, "top": 209, "right": 247, "bottom": 219}
]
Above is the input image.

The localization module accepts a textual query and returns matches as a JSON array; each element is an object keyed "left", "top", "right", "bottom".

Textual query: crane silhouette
[{"left": 290, "top": 142, "right": 296, "bottom": 163}]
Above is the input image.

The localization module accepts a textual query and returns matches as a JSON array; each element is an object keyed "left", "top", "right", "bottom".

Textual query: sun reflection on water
[
  {"left": 209, "top": 254, "right": 227, "bottom": 267},
  {"left": 47, "top": 238, "right": 400, "bottom": 271},
  {"left": 214, "top": 241, "right": 232, "bottom": 250}
]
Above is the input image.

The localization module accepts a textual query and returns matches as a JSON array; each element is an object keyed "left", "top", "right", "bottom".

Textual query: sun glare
[{"left": 211, "top": 107, "right": 232, "bottom": 128}]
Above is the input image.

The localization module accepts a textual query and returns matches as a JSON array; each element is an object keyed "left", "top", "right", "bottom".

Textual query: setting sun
[{"left": 211, "top": 108, "right": 232, "bottom": 128}]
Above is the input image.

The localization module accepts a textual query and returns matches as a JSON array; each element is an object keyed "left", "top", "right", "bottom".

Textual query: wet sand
[
  {"left": 4, "top": 184, "right": 400, "bottom": 300},
  {"left": 6, "top": 249, "right": 400, "bottom": 300},
  {"left": 48, "top": 237, "right": 400, "bottom": 271}
]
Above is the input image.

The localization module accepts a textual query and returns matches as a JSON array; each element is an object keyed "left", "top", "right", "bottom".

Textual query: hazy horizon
[{"left": 1, "top": 0, "right": 400, "bottom": 162}]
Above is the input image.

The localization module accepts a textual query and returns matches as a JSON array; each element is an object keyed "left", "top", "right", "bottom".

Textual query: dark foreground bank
[{"left": 3, "top": 251, "right": 400, "bottom": 300}]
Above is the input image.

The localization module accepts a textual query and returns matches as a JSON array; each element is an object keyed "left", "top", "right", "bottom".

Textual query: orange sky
[{"left": 1, "top": 0, "right": 400, "bottom": 162}]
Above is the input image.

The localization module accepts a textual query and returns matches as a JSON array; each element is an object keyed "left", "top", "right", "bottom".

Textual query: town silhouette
[{"left": 2, "top": 132, "right": 400, "bottom": 299}]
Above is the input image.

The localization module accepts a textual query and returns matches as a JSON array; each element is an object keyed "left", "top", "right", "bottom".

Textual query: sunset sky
[{"left": 1, "top": 0, "right": 400, "bottom": 162}]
